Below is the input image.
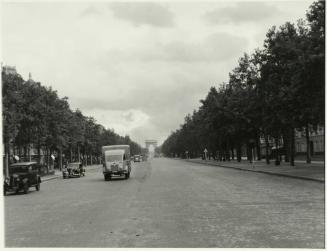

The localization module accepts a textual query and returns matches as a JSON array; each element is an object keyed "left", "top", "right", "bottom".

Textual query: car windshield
[
  {"left": 106, "top": 155, "right": 122, "bottom": 162},
  {"left": 9, "top": 166, "right": 29, "bottom": 173}
]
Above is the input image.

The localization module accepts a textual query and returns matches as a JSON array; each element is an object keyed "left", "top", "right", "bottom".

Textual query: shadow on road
[
  {"left": 4, "top": 190, "right": 39, "bottom": 196},
  {"left": 86, "top": 176, "right": 131, "bottom": 182}
]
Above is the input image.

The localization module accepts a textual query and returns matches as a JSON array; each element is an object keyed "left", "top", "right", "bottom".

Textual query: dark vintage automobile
[
  {"left": 62, "top": 162, "right": 85, "bottom": 178},
  {"left": 134, "top": 155, "right": 141, "bottom": 162},
  {"left": 4, "top": 162, "right": 42, "bottom": 195}
]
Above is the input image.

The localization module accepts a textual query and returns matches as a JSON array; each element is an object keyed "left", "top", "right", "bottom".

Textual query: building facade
[
  {"left": 259, "top": 126, "right": 324, "bottom": 157},
  {"left": 2, "top": 65, "right": 17, "bottom": 75}
]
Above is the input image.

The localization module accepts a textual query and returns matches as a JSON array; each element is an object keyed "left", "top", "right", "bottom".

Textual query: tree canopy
[{"left": 162, "top": 1, "right": 324, "bottom": 165}]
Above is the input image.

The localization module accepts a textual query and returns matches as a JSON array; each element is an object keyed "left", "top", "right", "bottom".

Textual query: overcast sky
[{"left": 2, "top": 0, "right": 313, "bottom": 147}]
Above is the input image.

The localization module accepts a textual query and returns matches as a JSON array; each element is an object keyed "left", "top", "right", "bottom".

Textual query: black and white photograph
[{"left": 1, "top": 0, "right": 325, "bottom": 248}]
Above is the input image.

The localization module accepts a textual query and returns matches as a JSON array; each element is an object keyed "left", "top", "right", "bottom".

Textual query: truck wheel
[
  {"left": 104, "top": 174, "right": 111, "bottom": 181},
  {"left": 23, "top": 183, "right": 29, "bottom": 194}
]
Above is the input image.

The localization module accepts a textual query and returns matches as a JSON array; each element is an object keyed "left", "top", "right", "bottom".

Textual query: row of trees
[
  {"left": 162, "top": 1, "right": 324, "bottom": 165},
  {"left": 2, "top": 70, "right": 143, "bottom": 172}
]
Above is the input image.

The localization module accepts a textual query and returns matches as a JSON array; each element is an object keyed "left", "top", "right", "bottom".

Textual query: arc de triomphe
[{"left": 145, "top": 140, "right": 157, "bottom": 158}]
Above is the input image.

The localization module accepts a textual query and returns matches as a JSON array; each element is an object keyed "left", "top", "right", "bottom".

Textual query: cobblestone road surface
[{"left": 4, "top": 158, "right": 325, "bottom": 248}]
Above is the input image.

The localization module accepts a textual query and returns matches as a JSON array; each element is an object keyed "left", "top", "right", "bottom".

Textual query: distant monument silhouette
[{"left": 145, "top": 140, "right": 157, "bottom": 158}]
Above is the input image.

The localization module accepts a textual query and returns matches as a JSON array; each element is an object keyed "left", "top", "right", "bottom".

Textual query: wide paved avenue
[{"left": 5, "top": 158, "right": 324, "bottom": 248}]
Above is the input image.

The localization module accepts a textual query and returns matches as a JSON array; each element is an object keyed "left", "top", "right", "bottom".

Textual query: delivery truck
[{"left": 102, "top": 145, "right": 131, "bottom": 181}]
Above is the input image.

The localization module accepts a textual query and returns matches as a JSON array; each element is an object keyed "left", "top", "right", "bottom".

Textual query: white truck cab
[{"left": 102, "top": 145, "right": 131, "bottom": 181}]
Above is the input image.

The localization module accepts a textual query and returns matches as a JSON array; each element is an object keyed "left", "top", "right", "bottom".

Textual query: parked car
[
  {"left": 134, "top": 155, "right": 141, "bottom": 162},
  {"left": 62, "top": 162, "right": 85, "bottom": 178},
  {"left": 4, "top": 162, "right": 42, "bottom": 195}
]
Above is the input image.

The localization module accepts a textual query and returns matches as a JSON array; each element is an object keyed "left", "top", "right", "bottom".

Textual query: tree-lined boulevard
[
  {"left": 2, "top": 71, "right": 143, "bottom": 174},
  {"left": 5, "top": 158, "right": 324, "bottom": 248},
  {"left": 2, "top": 1, "right": 325, "bottom": 249},
  {"left": 162, "top": 1, "right": 324, "bottom": 166}
]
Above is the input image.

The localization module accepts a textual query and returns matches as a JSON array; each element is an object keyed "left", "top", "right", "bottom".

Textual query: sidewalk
[
  {"left": 186, "top": 158, "right": 325, "bottom": 182},
  {"left": 41, "top": 164, "right": 102, "bottom": 182}
]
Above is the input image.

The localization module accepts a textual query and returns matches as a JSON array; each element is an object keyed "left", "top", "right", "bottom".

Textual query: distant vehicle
[
  {"left": 62, "top": 162, "right": 85, "bottom": 178},
  {"left": 4, "top": 162, "right": 42, "bottom": 195},
  {"left": 134, "top": 155, "right": 141, "bottom": 162},
  {"left": 102, "top": 145, "right": 131, "bottom": 181}
]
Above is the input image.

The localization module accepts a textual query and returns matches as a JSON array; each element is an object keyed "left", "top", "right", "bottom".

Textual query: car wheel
[
  {"left": 36, "top": 183, "right": 40, "bottom": 191},
  {"left": 23, "top": 183, "right": 29, "bottom": 194}
]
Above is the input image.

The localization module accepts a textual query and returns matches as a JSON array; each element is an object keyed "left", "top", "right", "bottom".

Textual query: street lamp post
[
  {"left": 249, "top": 139, "right": 255, "bottom": 168},
  {"left": 204, "top": 148, "right": 208, "bottom": 160}
]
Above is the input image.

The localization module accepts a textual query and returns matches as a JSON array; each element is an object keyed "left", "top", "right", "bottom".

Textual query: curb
[
  {"left": 186, "top": 159, "right": 325, "bottom": 183},
  {"left": 41, "top": 175, "right": 61, "bottom": 182},
  {"left": 40, "top": 165, "right": 101, "bottom": 182}
]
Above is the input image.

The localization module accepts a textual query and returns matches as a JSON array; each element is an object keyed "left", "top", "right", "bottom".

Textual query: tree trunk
[
  {"left": 28, "top": 144, "right": 32, "bottom": 162},
  {"left": 4, "top": 141, "right": 9, "bottom": 177},
  {"left": 46, "top": 148, "right": 49, "bottom": 173},
  {"left": 256, "top": 136, "right": 261, "bottom": 161},
  {"left": 90, "top": 154, "right": 93, "bottom": 165},
  {"left": 274, "top": 138, "right": 280, "bottom": 165},
  {"left": 236, "top": 144, "right": 242, "bottom": 162},
  {"left": 37, "top": 142, "right": 41, "bottom": 164},
  {"left": 231, "top": 147, "right": 234, "bottom": 160},
  {"left": 24, "top": 145, "right": 27, "bottom": 158},
  {"left": 13, "top": 144, "right": 16, "bottom": 160},
  {"left": 305, "top": 125, "right": 311, "bottom": 164},
  {"left": 264, "top": 134, "right": 270, "bottom": 164},
  {"left": 78, "top": 145, "right": 81, "bottom": 162},
  {"left": 290, "top": 128, "right": 295, "bottom": 166},
  {"left": 283, "top": 133, "right": 290, "bottom": 162},
  {"left": 70, "top": 147, "right": 73, "bottom": 162},
  {"left": 59, "top": 149, "right": 62, "bottom": 171},
  {"left": 246, "top": 143, "right": 251, "bottom": 161},
  {"left": 18, "top": 145, "right": 22, "bottom": 161}
]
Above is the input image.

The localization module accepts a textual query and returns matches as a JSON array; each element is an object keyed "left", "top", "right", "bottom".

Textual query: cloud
[
  {"left": 109, "top": 2, "right": 174, "bottom": 27},
  {"left": 161, "top": 32, "right": 248, "bottom": 62},
  {"left": 69, "top": 60, "right": 230, "bottom": 146},
  {"left": 204, "top": 2, "right": 282, "bottom": 25},
  {"left": 80, "top": 6, "right": 103, "bottom": 18},
  {"left": 82, "top": 108, "right": 150, "bottom": 136},
  {"left": 104, "top": 32, "right": 248, "bottom": 63}
]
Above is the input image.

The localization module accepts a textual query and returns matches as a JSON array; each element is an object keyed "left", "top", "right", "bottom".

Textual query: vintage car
[
  {"left": 62, "top": 162, "right": 85, "bottom": 178},
  {"left": 4, "top": 162, "right": 42, "bottom": 195},
  {"left": 134, "top": 155, "right": 141, "bottom": 162}
]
